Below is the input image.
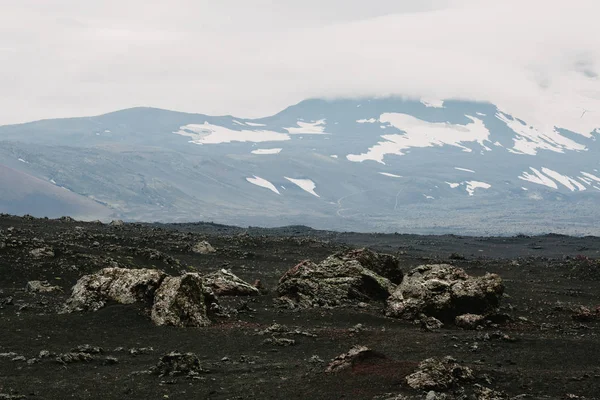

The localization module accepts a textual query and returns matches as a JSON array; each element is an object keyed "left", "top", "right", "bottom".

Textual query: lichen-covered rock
[
  {"left": 386, "top": 264, "right": 504, "bottom": 322},
  {"left": 405, "top": 356, "right": 474, "bottom": 391},
  {"left": 63, "top": 268, "right": 166, "bottom": 312},
  {"left": 455, "top": 314, "right": 486, "bottom": 330},
  {"left": 325, "top": 345, "right": 383, "bottom": 373},
  {"left": 192, "top": 240, "right": 216, "bottom": 254},
  {"left": 25, "top": 280, "right": 62, "bottom": 293},
  {"left": 29, "top": 247, "right": 54, "bottom": 258},
  {"left": 276, "top": 257, "right": 396, "bottom": 309},
  {"left": 151, "top": 273, "right": 212, "bottom": 327},
  {"left": 326, "top": 248, "right": 403, "bottom": 284},
  {"left": 151, "top": 352, "right": 204, "bottom": 377},
  {"left": 202, "top": 269, "right": 259, "bottom": 296}
]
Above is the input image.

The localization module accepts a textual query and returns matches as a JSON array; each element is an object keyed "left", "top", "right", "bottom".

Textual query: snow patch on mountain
[
  {"left": 346, "top": 114, "right": 490, "bottom": 164},
  {"left": 496, "top": 112, "right": 587, "bottom": 155},
  {"left": 465, "top": 181, "right": 491, "bottom": 196},
  {"left": 379, "top": 172, "right": 402, "bottom": 178},
  {"left": 251, "top": 148, "right": 282, "bottom": 155},
  {"left": 284, "top": 119, "right": 327, "bottom": 135},
  {"left": 246, "top": 176, "right": 280, "bottom": 194},
  {"left": 284, "top": 177, "right": 319, "bottom": 197},
  {"left": 518, "top": 168, "right": 558, "bottom": 189},
  {"left": 455, "top": 167, "right": 475, "bottom": 173},
  {"left": 357, "top": 118, "right": 377, "bottom": 124},
  {"left": 541, "top": 168, "right": 586, "bottom": 191},
  {"left": 446, "top": 182, "right": 460, "bottom": 189},
  {"left": 581, "top": 172, "right": 600, "bottom": 183},
  {"left": 175, "top": 123, "right": 289, "bottom": 144}
]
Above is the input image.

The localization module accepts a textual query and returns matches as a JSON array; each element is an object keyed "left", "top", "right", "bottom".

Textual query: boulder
[
  {"left": 202, "top": 269, "right": 259, "bottom": 296},
  {"left": 276, "top": 257, "right": 396, "bottom": 309},
  {"left": 405, "top": 356, "right": 474, "bottom": 391},
  {"left": 151, "top": 273, "right": 213, "bottom": 327},
  {"left": 63, "top": 267, "right": 166, "bottom": 312},
  {"left": 326, "top": 248, "right": 403, "bottom": 284},
  {"left": 25, "top": 280, "right": 62, "bottom": 293},
  {"left": 325, "top": 345, "right": 383, "bottom": 373},
  {"left": 109, "top": 220, "right": 124, "bottom": 227},
  {"left": 386, "top": 264, "right": 504, "bottom": 322},
  {"left": 192, "top": 241, "right": 216, "bottom": 254}
]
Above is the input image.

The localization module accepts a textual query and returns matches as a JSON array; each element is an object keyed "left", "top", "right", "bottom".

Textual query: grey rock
[
  {"left": 56, "top": 352, "right": 94, "bottom": 364},
  {"left": 420, "top": 315, "right": 445, "bottom": 331},
  {"left": 276, "top": 255, "right": 396, "bottom": 309},
  {"left": 386, "top": 264, "right": 504, "bottom": 322},
  {"left": 25, "top": 280, "right": 62, "bottom": 293},
  {"left": 192, "top": 240, "right": 216, "bottom": 254},
  {"left": 326, "top": 248, "right": 403, "bottom": 284},
  {"left": 202, "top": 269, "right": 259, "bottom": 296},
  {"left": 150, "top": 273, "right": 212, "bottom": 327},
  {"left": 63, "top": 267, "right": 167, "bottom": 312},
  {"left": 455, "top": 314, "right": 486, "bottom": 330},
  {"left": 405, "top": 356, "right": 474, "bottom": 391},
  {"left": 151, "top": 352, "right": 204, "bottom": 377},
  {"left": 263, "top": 337, "right": 296, "bottom": 347},
  {"left": 29, "top": 247, "right": 54, "bottom": 258},
  {"left": 325, "top": 345, "right": 383, "bottom": 373}
]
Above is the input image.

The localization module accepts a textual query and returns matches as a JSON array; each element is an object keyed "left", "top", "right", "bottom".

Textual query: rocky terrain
[{"left": 1, "top": 214, "right": 600, "bottom": 399}]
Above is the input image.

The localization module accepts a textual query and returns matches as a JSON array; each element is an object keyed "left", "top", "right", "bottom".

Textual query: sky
[{"left": 0, "top": 0, "right": 599, "bottom": 135}]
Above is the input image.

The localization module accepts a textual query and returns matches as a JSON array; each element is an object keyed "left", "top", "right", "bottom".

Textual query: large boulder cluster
[
  {"left": 275, "top": 250, "right": 504, "bottom": 325},
  {"left": 385, "top": 264, "right": 504, "bottom": 322},
  {"left": 62, "top": 267, "right": 254, "bottom": 327}
]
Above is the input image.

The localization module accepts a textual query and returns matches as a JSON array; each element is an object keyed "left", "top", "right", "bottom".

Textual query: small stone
[
  {"left": 455, "top": 314, "right": 486, "bottom": 330},
  {"left": 25, "top": 280, "right": 62, "bottom": 293}
]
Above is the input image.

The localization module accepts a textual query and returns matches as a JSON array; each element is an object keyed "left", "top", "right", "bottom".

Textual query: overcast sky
[{"left": 0, "top": 0, "right": 599, "bottom": 134}]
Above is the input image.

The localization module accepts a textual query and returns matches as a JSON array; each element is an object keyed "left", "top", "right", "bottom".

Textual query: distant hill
[
  {"left": 0, "top": 98, "right": 598, "bottom": 234},
  {"left": 0, "top": 163, "right": 113, "bottom": 220}
]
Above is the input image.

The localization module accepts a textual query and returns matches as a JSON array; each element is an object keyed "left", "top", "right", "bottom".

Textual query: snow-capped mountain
[{"left": 0, "top": 98, "right": 598, "bottom": 235}]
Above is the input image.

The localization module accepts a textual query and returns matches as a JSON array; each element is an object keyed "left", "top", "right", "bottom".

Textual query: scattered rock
[
  {"left": 103, "top": 356, "right": 119, "bottom": 365},
  {"left": 420, "top": 315, "right": 445, "bottom": 331},
  {"left": 151, "top": 352, "right": 205, "bottom": 377},
  {"left": 202, "top": 269, "right": 259, "bottom": 296},
  {"left": 473, "top": 384, "right": 509, "bottom": 399},
  {"left": 71, "top": 344, "right": 103, "bottom": 354},
  {"left": 63, "top": 267, "right": 167, "bottom": 312},
  {"left": 455, "top": 314, "right": 486, "bottom": 330},
  {"left": 572, "top": 305, "right": 599, "bottom": 322},
  {"left": 56, "top": 352, "right": 94, "bottom": 364},
  {"left": 405, "top": 356, "right": 474, "bottom": 391},
  {"left": 25, "top": 280, "right": 62, "bottom": 293},
  {"left": 276, "top": 255, "right": 396, "bottom": 309},
  {"left": 386, "top": 264, "right": 504, "bottom": 322},
  {"left": 325, "top": 345, "right": 384, "bottom": 373},
  {"left": 263, "top": 337, "right": 296, "bottom": 346},
  {"left": 150, "top": 273, "right": 212, "bottom": 327},
  {"left": 192, "top": 240, "right": 216, "bottom": 254},
  {"left": 29, "top": 247, "right": 54, "bottom": 258}
]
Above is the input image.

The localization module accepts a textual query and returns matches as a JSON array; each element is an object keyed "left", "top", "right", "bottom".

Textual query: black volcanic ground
[{"left": 1, "top": 215, "right": 599, "bottom": 399}]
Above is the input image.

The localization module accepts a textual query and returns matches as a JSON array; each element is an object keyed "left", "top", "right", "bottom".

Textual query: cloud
[{"left": 0, "top": 0, "right": 598, "bottom": 136}]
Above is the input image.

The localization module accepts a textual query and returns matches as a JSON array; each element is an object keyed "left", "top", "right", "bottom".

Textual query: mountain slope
[
  {"left": 0, "top": 163, "right": 113, "bottom": 220},
  {"left": 0, "top": 98, "right": 598, "bottom": 234}
]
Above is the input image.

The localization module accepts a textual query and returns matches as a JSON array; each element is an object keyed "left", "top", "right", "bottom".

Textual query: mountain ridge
[{"left": 0, "top": 97, "right": 598, "bottom": 235}]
